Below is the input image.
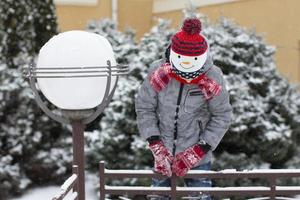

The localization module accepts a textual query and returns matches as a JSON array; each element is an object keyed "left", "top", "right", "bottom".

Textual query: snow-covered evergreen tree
[
  {"left": 32, "top": 0, "right": 58, "bottom": 53},
  {"left": 86, "top": 19, "right": 140, "bottom": 170},
  {"left": 0, "top": 0, "right": 58, "bottom": 68},
  {"left": 0, "top": 0, "right": 35, "bottom": 68},
  {"left": 203, "top": 18, "right": 300, "bottom": 169},
  {"left": 87, "top": 18, "right": 138, "bottom": 65},
  {"left": 0, "top": 1, "right": 72, "bottom": 199}
]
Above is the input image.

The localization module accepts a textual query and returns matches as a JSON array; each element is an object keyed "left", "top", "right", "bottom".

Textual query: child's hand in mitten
[
  {"left": 172, "top": 143, "right": 208, "bottom": 177},
  {"left": 148, "top": 140, "right": 174, "bottom": 177}
]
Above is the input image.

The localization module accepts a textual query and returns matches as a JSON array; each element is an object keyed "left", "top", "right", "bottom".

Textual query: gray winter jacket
[{"left": 135, "top": 58, "right": 233, "bottom": 165}]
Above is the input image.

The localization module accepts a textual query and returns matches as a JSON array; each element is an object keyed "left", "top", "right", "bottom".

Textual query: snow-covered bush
[
  {"left": 203, "top": 18, "right": 300, "bottom": 169},
  {"left": 85, "top": 18, "right": 153, "bottom": 170},
  {"left": 0, "top": 0, "right": 58, "bottom": 68},
  {"left": 0, "top": 1, "right": 73, "bottom": 199}
]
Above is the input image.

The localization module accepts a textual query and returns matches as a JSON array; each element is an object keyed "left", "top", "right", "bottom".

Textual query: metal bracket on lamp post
[
  {"left": 23, "top": 60, "right": 129, "bottom": 200},
  {"left": 28, "top": 67, "right": 70, "bottom": 124},
  {"left": 24, "top": 60, "right": 128, "bottom": 124},
  {"left": 82, "top": 60, "right": 119, "bottom": 125}
]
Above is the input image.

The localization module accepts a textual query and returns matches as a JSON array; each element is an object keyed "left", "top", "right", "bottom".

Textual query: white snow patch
[
  {"left": 61, "top": 174, "right": 77, "bottom": 191},
  {"left": 10, "top": 172, "right": 98, "bottom": 200}
]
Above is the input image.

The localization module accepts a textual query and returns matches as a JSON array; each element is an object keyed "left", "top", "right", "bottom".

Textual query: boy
[{"left": 135, "top": 18, "right": 233, "bottom": 200}]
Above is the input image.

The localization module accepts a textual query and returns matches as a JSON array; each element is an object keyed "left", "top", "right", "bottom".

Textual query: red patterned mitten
[
  {"left": 172, "top": 144, "right": 206, "bottom": 177},
  {"left": 149, "top": 140, "right": 174, "bottom": 177}
]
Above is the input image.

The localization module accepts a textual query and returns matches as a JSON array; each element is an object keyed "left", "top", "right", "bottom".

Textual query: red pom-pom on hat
[{"left": 182, "top": 18, "right": 202, "bottom": 35}]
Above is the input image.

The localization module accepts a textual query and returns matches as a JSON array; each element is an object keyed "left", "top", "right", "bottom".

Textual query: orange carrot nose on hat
[{"left": 171, "top": 18, "right": 208, "bottom": 56}]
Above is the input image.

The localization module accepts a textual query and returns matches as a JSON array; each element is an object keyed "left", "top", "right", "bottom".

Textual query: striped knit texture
[
  {"left": 149, "top": 63, "right": 222, "bottom": 100},
  {"left": 171, "top": 18, "right": 208, "bottom": 56},
  {"left": 196, "top": 75, "right": 222, "bottom": 100},
  {"left": 149, "top": 63, "right": 172, "bottom": 92},
  {"left": 171, "top": 34, "right": 207, "bottom": 56}
]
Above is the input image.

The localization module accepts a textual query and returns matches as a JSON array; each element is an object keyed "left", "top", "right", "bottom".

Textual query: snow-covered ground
[{"left": 10, "top": 172, "right": 99, "bottom": 200}]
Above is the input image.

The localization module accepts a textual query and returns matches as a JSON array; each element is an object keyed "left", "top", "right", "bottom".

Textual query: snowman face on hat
[{"left": 169, "top": 49, "right": 208, "bottom": 73}]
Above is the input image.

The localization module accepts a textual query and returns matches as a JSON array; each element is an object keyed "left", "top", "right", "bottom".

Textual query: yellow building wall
[
  {"left": 55, "top": 0, "right": 300, "bottom": 83},
  {"left": 56, "top": 0, "right": 153, "bottom": 38},
  {"left": 56, "top": 0, "right": 112, "bottom": 32},
  {"left": 154, "top": 0, "right": 300, "bottom": 83},
  {"left": 118, "top": 0, "right": 153, "bottom": 38}
]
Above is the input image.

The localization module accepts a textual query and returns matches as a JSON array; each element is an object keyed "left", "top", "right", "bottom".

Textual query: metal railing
[
  {"left": 99, "top": 161, "right": 300, "bottom": 200},
  {"left": 52, "top": 165, "right": 79, "bottom": 200}
]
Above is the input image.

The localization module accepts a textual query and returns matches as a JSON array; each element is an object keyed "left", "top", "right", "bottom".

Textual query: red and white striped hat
[{"left": 171, "top": 18, "right": 208, "bottom": 56}]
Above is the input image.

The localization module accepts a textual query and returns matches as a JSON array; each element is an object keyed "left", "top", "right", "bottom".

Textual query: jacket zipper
[
  {"left": 198, "top": 120, "right": 203, "bottom": 137},
  {"left": 172, "top": 83, "right": 184, "bottom": 155}
]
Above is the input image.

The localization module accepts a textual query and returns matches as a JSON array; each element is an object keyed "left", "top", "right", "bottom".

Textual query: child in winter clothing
[{"left": 135, "top": 18, "right": 233, "bottom": 200}]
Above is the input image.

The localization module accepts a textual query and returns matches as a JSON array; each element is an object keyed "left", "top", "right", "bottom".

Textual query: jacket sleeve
[
  {"left": 200, "top": 66, "right": 233, "bottom": 151},
  {"left": 135, "top": 61, "right": 161, "bottom": 140}
]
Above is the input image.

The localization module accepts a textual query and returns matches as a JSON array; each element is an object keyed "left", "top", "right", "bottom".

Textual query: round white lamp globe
[{"left": 36, "top": 30, "right": 117, "bottom": 110}]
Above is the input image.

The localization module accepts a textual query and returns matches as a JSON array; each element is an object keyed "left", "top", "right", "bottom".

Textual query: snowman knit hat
[
  {"left": 171, "top": 18, "right": 208, "bottom": 56},
  {"left": 149, "top": 17, "right": 222, "bottom": 99}
]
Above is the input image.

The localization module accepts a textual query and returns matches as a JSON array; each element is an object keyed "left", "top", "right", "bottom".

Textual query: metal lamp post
[{"left": 23, "top": 31, "right": 129, "bottom": 200}]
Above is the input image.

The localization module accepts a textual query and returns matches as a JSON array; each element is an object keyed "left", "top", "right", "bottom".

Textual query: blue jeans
[{"left": 150, "top": 162, "right": 212, "bottom": 200}]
